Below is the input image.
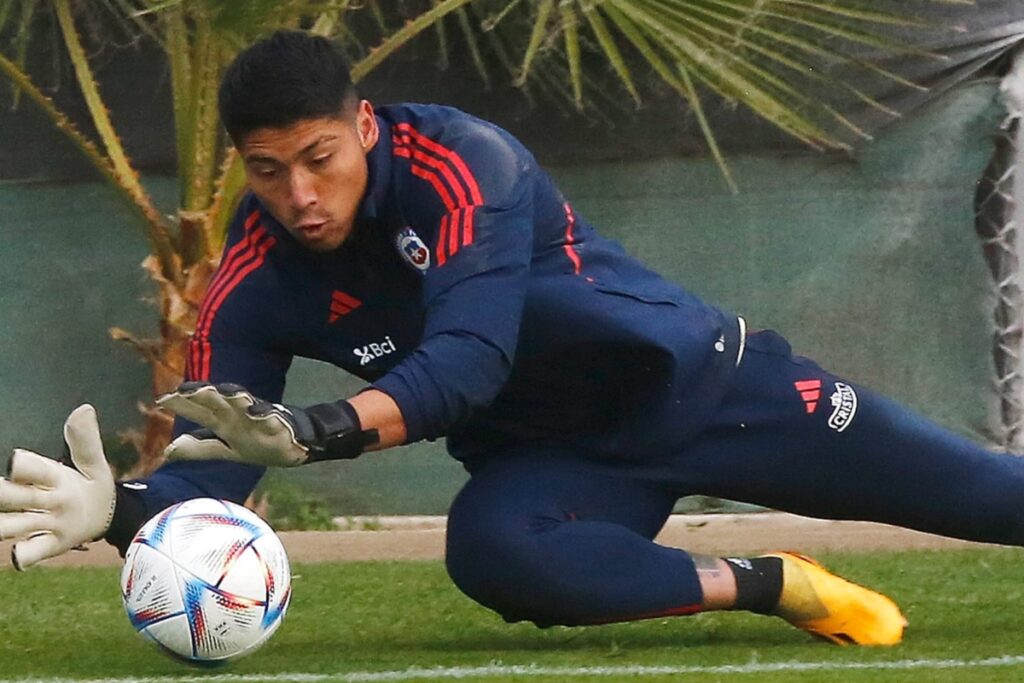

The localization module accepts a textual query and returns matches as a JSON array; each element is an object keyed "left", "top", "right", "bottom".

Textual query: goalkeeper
[{"left": 7, "top": 30, "right": 1024, "bottom": 646}]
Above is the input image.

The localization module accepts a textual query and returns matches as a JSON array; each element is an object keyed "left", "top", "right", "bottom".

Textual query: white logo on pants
[{"left": 828, "top": 382, "right": 858, "bottom": 432}]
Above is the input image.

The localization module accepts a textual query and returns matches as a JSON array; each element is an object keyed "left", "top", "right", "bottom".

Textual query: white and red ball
[{"left": 120, "top": 498, "right": 291, "bottom": 664}]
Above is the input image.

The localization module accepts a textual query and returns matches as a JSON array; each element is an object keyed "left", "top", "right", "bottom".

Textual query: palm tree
[{"left": 0, "top": 0, "right": 958, "bottom": 474}]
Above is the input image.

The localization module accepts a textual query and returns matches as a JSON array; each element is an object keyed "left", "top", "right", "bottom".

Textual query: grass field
[{"left": 3, "top": 548, "right": 1024, "bottom": 682}]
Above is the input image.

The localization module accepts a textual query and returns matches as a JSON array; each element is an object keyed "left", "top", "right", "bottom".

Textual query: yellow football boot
[{"left": 764, "top": 552, "right": 907, "bottom": 646}]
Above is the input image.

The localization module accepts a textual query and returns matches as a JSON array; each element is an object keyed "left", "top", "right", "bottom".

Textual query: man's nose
[{"left": 288, "top": 168, "right": 317, "bottom": 210}]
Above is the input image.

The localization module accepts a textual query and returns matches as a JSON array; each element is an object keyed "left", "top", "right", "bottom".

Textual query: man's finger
[
  {"left": 172, "top": 381, "right": 247, "bottom": 398},
  {"left": 164, "top": 433, "right": 241, "bottom": 462},
  {"left": 12, "top": 532, "right": 63, "bottom": 570},
  {"left": 8, "top": 449, "right": 64, "bottom": 488},
  {"left": 248, "top": 407, "right": 299, "bottom": 438},
  {"left": 156, "top": 393, "right": 220, "bottom": 428},
  {"left": 0, "top": 479, "right": 49, "bottom": 512},
  {"left": 172, "top": 381, "right": 213, "bottom": 396},
  {"left": 0, "top": 511, "right": 50, "bottom": 540},
  {"left": 218, "top": 389, "right": 261, "bottom": 414},
  {"left": 175, "top": 384, "right": 255, "bottom": 422},
  {"left": 63, "top": 404, "right": 107, "bottom": 480}
]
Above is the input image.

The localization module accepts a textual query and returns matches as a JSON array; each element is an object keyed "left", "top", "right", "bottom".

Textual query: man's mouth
[{"left": 294, "top": 220, "right": 328, "bottom": 238}]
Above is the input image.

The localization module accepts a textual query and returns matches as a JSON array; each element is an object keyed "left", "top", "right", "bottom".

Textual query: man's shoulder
[
  {"left": 380, "top": 103, "right": 522, "bottom": 153},
  {"left": 224, "top": 192, "right": 269, "bottom": 244},
  {"left": 204, "top": 194, "right": 290, "bottom": 322},
  {"left": 221, "top": 195, "right": 299, "bottom": 265},
  {"left": 379, "top": 102, "right": 533, "bottom": 201},
  {"left": 378, "top": 102, "right": 480, "bottom": 129}
]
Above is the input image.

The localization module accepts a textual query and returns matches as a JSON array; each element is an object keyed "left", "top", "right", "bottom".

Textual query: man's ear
[{"left": 356, "top": 100, "right": 379, "bottom": 151}]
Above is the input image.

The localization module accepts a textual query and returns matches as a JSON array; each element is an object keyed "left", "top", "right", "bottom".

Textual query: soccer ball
[{"left": 120, "top": 498, "right": 291, "bottom": 665}]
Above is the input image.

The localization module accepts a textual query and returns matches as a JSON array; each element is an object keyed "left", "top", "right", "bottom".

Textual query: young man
[{"left": 4, "top": 30, "right": 1024, "bottom": 645}]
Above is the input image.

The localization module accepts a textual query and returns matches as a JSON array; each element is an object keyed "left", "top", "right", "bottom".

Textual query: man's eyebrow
[
  {"left": 301, "top": 135, "right": 338, "bottom": 156},
  {"left": 244, "top": 153, "right": 280, "bottom": 165},
  {"left": 244, "top": 135, "right": 338, "bottom": 165}
]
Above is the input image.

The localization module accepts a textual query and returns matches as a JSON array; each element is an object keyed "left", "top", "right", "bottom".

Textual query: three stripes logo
[
  {"left": 390, "top": 123, "right": 483, "bottom": 267},
  {"left": 793, "top": 379, "right": 859, "bottom": 431},
  {"left": 794, "top": 379, "right": 822, "bottom": 414},
  {"left": 188, "top": 210, "right": 276, "bottom": 381},
  {"left": 328, "top": 290, "right": 361, "bottom": 324}
]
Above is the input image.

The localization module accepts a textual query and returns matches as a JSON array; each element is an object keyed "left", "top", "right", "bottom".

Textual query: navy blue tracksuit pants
[{"left": 445, "top": 331, "right": 1024, "bottom": 626}]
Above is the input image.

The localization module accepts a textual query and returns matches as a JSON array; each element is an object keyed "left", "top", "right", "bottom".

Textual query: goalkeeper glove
[
  {"left": 158, "top": 382, "right": 379, "bottom": 467},
  {"left": 0, "top": 404, "right": 116, "bottom": 569}
]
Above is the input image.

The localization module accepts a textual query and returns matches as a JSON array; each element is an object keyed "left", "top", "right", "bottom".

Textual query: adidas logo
[
  {"left": 328, "top": 290, "right": 361, "bottom": 324},
  {"left": 794, "top": 379, "right": 822, "bottom": 414}
]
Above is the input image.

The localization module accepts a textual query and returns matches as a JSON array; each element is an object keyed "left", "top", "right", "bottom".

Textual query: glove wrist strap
[
  {"left": 303, "top": 400, "right": 379, "bottom": 462},
  {"left": 104, "top": 485, "right": 147, "bottom": 556}
]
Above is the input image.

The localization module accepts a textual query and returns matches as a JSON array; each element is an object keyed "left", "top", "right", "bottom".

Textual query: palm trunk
[{"left": 113, "top": 255, "right": 219, "bottom": 476}]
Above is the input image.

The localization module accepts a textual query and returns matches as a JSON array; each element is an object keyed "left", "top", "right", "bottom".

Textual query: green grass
[{"left": 2, "top": 548, "right": 1024, "bottom": 682}]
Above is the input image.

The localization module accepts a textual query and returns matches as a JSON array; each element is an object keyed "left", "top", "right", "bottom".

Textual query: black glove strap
[
  {"left": 104, "top": 484, "right": 148, "bottom": 557},
  {"left": 303, "top": 400, "right": 380, "bottom": 462}
]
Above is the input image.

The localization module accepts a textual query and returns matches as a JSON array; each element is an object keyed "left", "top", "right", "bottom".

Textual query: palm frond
[
  {"left": 457, "top": 0, "right": 967, "bottom": 187},
  {"left": 580, "top": 2, "right": 641, "bottom": 107},
  {"left": 456, "top": 6, "right": 490, "bottom": 88},
  {"left": 350, "top": 0, "right": 476, "bottom": 83},
  {"left": 52, "top": 0, "right": 181, "bottom": 279}
]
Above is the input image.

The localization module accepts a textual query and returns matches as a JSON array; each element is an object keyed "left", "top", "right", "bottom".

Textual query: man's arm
[
  {"left": 370, "top": 126, "right": 537, "bottom": 443},
  {"left": 162, "top": 121, "right": 537, "bottom": 466},
  {"left": 0, "top": 200, "right": 291, "bottom": 566},
  {"left": 349, "top": 389, "right": 407, "bottom": 449}
]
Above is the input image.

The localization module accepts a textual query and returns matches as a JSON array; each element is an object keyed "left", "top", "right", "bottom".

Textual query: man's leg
[
  {"left": 676, "top": 330, "right": 1024, "bottom": 545},
  {"left": 446, "top": 451, "right": 699, "bottom": 626},
  {"left": 444, "top": 451, "right": 904, "bottom": 643}
]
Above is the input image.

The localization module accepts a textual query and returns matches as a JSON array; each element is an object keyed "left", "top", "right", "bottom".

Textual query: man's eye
[
  {"left": 311, "top": 154, "right": 332, "bottom": 167},
  {"left": 255, "top": 167, "right": 277, "bottom": 178}
]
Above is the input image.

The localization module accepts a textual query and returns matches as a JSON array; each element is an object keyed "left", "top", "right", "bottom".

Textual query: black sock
[{"left": 725, "top": 556, "right": 784, "bottom": 614}]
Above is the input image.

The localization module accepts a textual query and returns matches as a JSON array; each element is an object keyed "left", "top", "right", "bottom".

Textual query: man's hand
[
  {"left": 158, "top": 382, "right": 378, "bottom": 467},
  {"left": 0, "top": 405, "right": 116, "bottom": 570}
]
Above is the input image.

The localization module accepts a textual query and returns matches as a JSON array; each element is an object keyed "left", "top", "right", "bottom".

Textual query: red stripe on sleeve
[
  {"left": 462, "top": 205, "right": 475, "bottom": 247},
  {"left": 392, "top": 127, "right": 493, "bottom": 269},
  {"left": 243, "top": 210, "right": 261, "bottom": 231},
  {"left": 199, "top": 210, "right": 263, "bottom": 324},
  {"left": 190, "top": 232, "right": 264, "bottom": 379},
  {"left": 189, "top": 210, "right": 266, "bottom": 379},
  {"left": 562, "top": 202, "right": 582, "bottom": 275},
  {"left": 395, "top": 123, "right": 484, "bottom": 204},
  {"left": 393, "top": 134, "right": 470, "bottom": 207},
  {"left": 448, "top": 208, "right": 461, "bottom": 257},
  {"left": 202, "top": 227, "right": 268, "bottom": 311},
  {"left": 189, "top": 231, "right": 275, "bottom": 380},
  {"left": 198, "top": 237, "right": 276, "bottom": 380},
  {"left": 436, "top": 214, "right": 449, "bottom": 267},
  {"left": 409, "top": 163, "right": 457, "bottom": 212}
]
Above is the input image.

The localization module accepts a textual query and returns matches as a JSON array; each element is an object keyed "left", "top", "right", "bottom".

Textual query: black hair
[{"left": 218, "top": 30, "right": 359, "bottom": 144}]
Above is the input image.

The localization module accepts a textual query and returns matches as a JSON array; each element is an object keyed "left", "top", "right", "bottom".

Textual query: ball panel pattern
[{"left": 121, "top": 498, "right": 291, "bottom": 664}]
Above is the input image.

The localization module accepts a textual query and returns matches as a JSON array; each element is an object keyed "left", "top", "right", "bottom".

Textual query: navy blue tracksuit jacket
[{"left": 106, "top": 103, "right": 743, "bottom": 547}]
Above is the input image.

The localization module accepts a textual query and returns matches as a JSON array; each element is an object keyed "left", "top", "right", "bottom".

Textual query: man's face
[{"left": 238, "top": 100, "right": 379, "bottom": 252}]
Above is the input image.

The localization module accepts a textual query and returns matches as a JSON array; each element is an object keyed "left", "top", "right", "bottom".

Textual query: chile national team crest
[{"left": 397, "top": 227, "right": 430, "bottom": 272}]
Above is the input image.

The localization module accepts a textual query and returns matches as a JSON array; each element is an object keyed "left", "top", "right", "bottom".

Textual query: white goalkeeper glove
[
  {"left": 158, "top": 382, "right": 378, "bottom": 467},
  {"left": 0, "top": 404, "right": 116, "bottom": 569}
]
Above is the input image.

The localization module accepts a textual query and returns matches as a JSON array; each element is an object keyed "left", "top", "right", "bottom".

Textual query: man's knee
[{"left": 445, "top": 495, "right": 558, "bottom": 624}]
